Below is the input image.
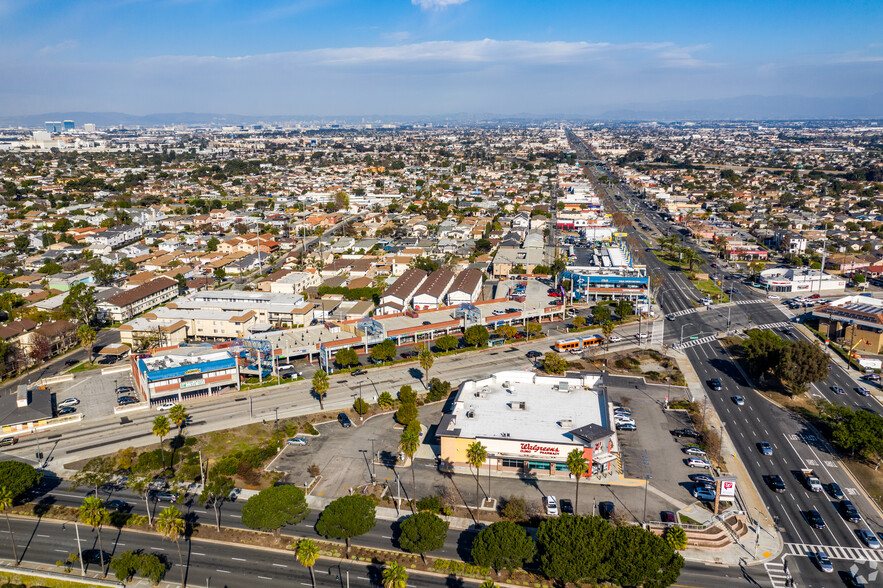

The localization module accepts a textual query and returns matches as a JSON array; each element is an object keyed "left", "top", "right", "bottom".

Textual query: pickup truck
[{"left": 801, "top": 468, "right": 823, "bottom": 492}]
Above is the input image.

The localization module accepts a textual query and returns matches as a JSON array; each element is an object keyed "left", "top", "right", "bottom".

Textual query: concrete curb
[{"left": 0, "top": 562, "right": 125, "bottom": 587}]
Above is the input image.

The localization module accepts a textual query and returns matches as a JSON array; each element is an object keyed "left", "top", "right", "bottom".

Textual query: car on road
[
  {"left": 156, "top": 402, "right": 176, "bottom": 411},
  {"left": 804, "top": 509, "right": 826, "bottom": 529},
  {"left": 117, "top": 396, "right": 138, "bottom": 406},
  {"left": 732, "top": 395, "right": 744, "bottom": 405},
  {"left": 352, "top": 369, "right": 368, "bottom": 376},
  {"left": 758, "top": 442, "right": 773, "bottom": 456},
  {"left": 862, "top": 373, "right": 881, "bottom": 382},
  {"left": 57, "top": 406, "right": 77, "bottom": 416},
  {"left": 64, "top": 359, "right": 78, "bottom": 367},
  {"left": 826, "top": 482, "right": 845, "bottom": 499},
  {"left": 708, "top": 378, "right": 722, "bottom": 391},
  {"left": 844, "top": 571, "right": 866, "bottom": 588},
  {"left": 286, "top": 436, "right": 309, "bottom": 446},
  {"left": 337, "top": 412, "right": 353, "bottom": 428},
  {"left": 666, "top": 314, "right": 676, "bottom": 321},
  {"left": 767, "top": 294, "right": 780, "bottom": 299},
  {"left": 608, "top": 335, "right": 623, "bottom": 342},
  {"left": 153, "top": 491, "right": 179, "bottom": 502},
  {"left": 82, "top": 549, "right": 111, "bottom": 565},
  {"left": 693, "top": 487, "right": 716, "bottom": 501},
  {"left": 686, "top": 457, "right": 711, "bottom": 468},
  {"left": 544, "top": 496, "right": 559, "bottom": 516},
  {"left": 105, "top": 499, "right": 131, "bottom": 513},
  {"left": 616, "top": 422, "right": 637, "bottom": 431},
  {"left": 525, "top": 350, "right": 542, "bottom": 358},
  {"left": 560, "top": 498, "right": 574, "bottom": 515},
  {"left": 831, "top": 385, "right": 845, "bottom": 395},
  {"left": 636, "top": 332, "right": 648, "bottom": 339},
  {"left": 839, "top": 500, "right": 861, "bottom": 523},
  {"left": 690, "top": 473, "right": 715, "bottom": 484},
  {"left": 855, "top": 386, "right": 871, "bottom": 397},
  {"left": 683, "top": 447, "right": 707, "bottom": 456},
  {"left": 857, "top": 529, "right": 881, "bottom": 548},
  {"left": 0, "top": 436, "right": 18, "bottom": 447},
  {"left": 812, "top": 551, "right": 834, "bottom": 573},
  {"left": 598, "top": 501, "right": 615, "bottom": 519},
  {"left": 57, "top": 397, "right": 80, "bottom": 408},
  {"left": 767, "top": 475, "right": 786, "bottom": 493},
  {"left": 672, "top": 428, "right": 700, "bottom": 438},
  {"left": 115, "top": 386, "right": 134, "bottom": 394}
]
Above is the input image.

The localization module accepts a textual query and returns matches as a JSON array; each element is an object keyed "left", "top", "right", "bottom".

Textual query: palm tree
[
  {"left": 382, "top": 562, "right": 408, "bottom": 588},
  {"left": 480, "top": 581, "right": 498, "bottom": 588},
  {"left": 601, "top": 320, "right": 615, "bottom": 352},
  {"left": 466, "top": 441, "right": 487, "bottom": 523},
  {"left": 152, "top": 415, "right": 171, "bottom": 469},
  {"left": 312, "top": 369, "right": 329, "bottom": 410},
  {"left": 295, "top": 539, "right": 319, "bottom": 587},
  {"left": 127, "top": 475, "right": 153, "bottom": 526},
  {"left": 418, "top": 348, "right": 434, "bottom": 384},
  {"left": 77, "top": 325, "right": 97, "bottom": 364},
  {"left": 78, "top": 496, "right": 108, "bottom": 574},
  {"left": 565, "top": 448, "right": 589, "bottom": 515},
  {"left": 157, "top": 506, "right": 186, "bottom": 587},
  {"left": 399, "top": 428, "right": 420, "bottom": 511},
  {"left": 168, "top": 403, "right": 189, "bottom": 433},
  {"left": 680, "top": 247, "right": 699, "bottom": 271},
  {"left": 0, "top": 486, "right": 18, "bottom": 565}
]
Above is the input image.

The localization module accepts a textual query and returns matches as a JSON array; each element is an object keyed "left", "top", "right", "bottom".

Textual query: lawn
[{"left": 693, "top": 279, "right": 730, "bottom": 303}]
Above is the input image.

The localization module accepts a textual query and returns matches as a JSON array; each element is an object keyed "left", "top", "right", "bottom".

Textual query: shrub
[
  {"left": 427, "top": 378, "right": 452, "bottom": 402},
  {"left": 396, "top": 402, "right": 418, "bottom": 426},
  {"left": 304, "top": 423, "right": 320, "bottom": 435},
  {"left": 500, "top": 496, "right": 527, "bottom": 521},
  {"left": 398, "top": 385, "right": 417, "bottom": 404},
  {"left": 416, "top": 495, "right": 444, "bottom": 513},
  {"left": 664, "top": 525, "right": 688, "bottom": 551}
]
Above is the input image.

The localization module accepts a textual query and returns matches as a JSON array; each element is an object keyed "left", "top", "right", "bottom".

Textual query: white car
[
  {"left": 636, "top": 332, "right": 649, "bottom": 339},
  {"left": 614, "top": 416, "right": 636, "bottom": 426},
  {"left": 57, "top": 397, "right": 80, "bottom": 408},
  {"left": 156, "top": 402, "right": 176, "bottom": 411},
  {"left": 683, "top": 447, "right": 707, "bottom": 456},
  {"left": 687, "top": 457, "right": 712, "bottom": 468},
  {"left": 608, "top": 335, "right": 623, "bottom": 342},
  {"left": 767, "top": 294, "right": 780, "bottom": 300},
  {"left": 544, "top": 496, "right": 559, "bottom": 516}
]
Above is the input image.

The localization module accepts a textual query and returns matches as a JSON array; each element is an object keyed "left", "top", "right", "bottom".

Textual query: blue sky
[{"left": 1, "top": 0, "right": 882, "bottom": 116}]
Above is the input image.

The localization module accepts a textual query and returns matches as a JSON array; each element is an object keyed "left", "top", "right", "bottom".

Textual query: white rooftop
[{"left": 447, "top": 370, "right": 608, "bottom": 445}]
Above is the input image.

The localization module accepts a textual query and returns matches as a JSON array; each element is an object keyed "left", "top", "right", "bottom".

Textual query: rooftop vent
[
  {"left": 466, "top": 406, "right": 476, "bottom": 419},
  {"left": 475, "top": 390, "right": 487, "bottom": 398},
  {"left": 558, "top": 381, "right": 570, "bottom": 393},
  {"left": 509, "top": 401, "right": 526, "bottom": 411},
  {"left": 559, "top": 419, "right": 573, "bottom": 428}
]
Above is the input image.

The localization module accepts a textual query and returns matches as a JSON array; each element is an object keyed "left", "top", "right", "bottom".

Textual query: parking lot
[{"left": 46, "top": 364, "right": 138, "bottom": 420}]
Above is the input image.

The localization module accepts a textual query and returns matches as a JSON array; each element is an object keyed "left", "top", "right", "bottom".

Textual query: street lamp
[{"left": 679, "top": 323, "right": 695, "bottom": 344}]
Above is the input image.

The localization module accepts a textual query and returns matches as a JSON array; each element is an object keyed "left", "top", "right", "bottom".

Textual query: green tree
[
  {"left": 542, "top": 352, "right": 568, "bottom": 375},
  {"left": 679, "top": 247, "right": 699, "bottom": 271},
  {"left": 121, "top": 257, "right": 137, "bottom": 273},
  {"left": 0, "top": 486, "right": 18, "bottom": 565},
  {"left": 199, "top": 469, "right": 234, "bottom": 531},
  {"left": 168, "top": 403, "right": 189, "bottom": 433},
  {"left": 315, "top": 495, "right": 377, "bottom": 558},
  {"left": 382, "top": 561, "right": 408, "bottom": 588},
  {"left": 526, "top": 321, "right": 543, "bottom": 339},
  {"left": 495, "top": 324, "right": 517, "bottom": 339},
  {"left": 607, "top": 525, "right": 684, "bottom": 588},
  {"left": 832, "top": 408, "right": 883, "bottom": 463},
  {"left": 466, "top": 441, "right": 487, "bottom": 523},
  {"left": 464, "top": 325, "right": 490, "bottom": 347},
  {"left": 471, "top": 520, "right": 537, "bottom": 573},
  {"left": 537, "top": 515, "right": 614, "bottom": 584},
  {"left": 213, "top": 267, "right": 226, "bottom": 284},
  {"left": 206, "top": 236, "right": 220, "bottom": 252},
  {"left": 435, "top": 334, "right": 459, "bottom": 352},
  {"left": 90, "top": 262, "right": 117, "bottom": 286},
  {"left": 70, "top": 456, "right": 113, "bottom": 498},
  {"left": 664, "top": 525, "right": 688, "bottom": 551},
  {"left": 566, "top": 448, "right": 589, "bottom": 514},
  {"left": 370, "top": 338, "right": 397, "bottom": 363},
  {"left": 400, "top": 427, "right": 420, "bottom": 505},
  {"left": 353, "top": 396, "right": 369, "bottom": 417},
  {"left": 601, "top": 320, "right": 615, "bottom": 351},
  {"left": 377, "top": 391, "right": 394, "bottom": 408},
  {"left": 419, "top": 348, "right": 434, "bottom": 382},
  {"left": 0, "top": 461, "right": 40, "bottom": 501},
  {"left": 334, "top": 191, "right": 350, "bottom": 211},
  {"left": 127, "top": 475, "right": 153, "bottom": 525},
  {"left": 156, "top": 506, "right": 186, "bottom": 587},
  {"left": 242, "top": 485, "right": 310, "bottom": 541},
  {"left": 741, "top": 329, "right": 789, "bottom": 377},
  {"left": 312, "top": 369, "right": 329, "bottom": 410},
  {"left": 592, "top": 304, "right": 612, "bottom": 324},
  {"left": 398, "top": 511, "right": 449, "bottom": 563},
  {"left": 572, "top": 315, "right": 586, "bottom": 329},
  {"left": 615, "top": 299, "right": 633, "bottom": 323},
  {"left": 294, "top": 538, "right": 319, "bottom": 588},
  {"left": 79, "top": 496, "right": 108, "bottom": 574},
  {"left": 395, "top": 401, "right": 418, "bottom": 427},
  {"left": 152, "top": 415, "right": 171, "bottom": 469},
  {"left": 335, "top": 348, "right": 359, "bottom": 368},
  {"left": 12, "top": 234, "right": 28, "bottom": 253},
  {"left": 63, "top": 282, "right": 97, "bottom": 325},
  {"left": 480, "top": 581, "right": 498, "bottom": 588},
  {"left": 774, "top": 340, "right": 829, "bottom": 395}
]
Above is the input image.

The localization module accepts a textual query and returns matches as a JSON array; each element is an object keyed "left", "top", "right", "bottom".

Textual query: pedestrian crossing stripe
[
  {"left": 735, "top": 299, "right": 767, "bottom": 305},
  {"left": 764, "top": 562, "right": 788, "bottom": 588},
  {"left": 670, "top": 308, "right": 697, "bottom": 318},
  {"left": 785, "top": 542, "right": 883, "bottom": 562},
  {"left": 672, "top": 335, "right": 717, "bottom": 350}
]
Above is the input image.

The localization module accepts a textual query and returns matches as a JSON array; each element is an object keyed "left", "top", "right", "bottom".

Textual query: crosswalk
[
  {"left": 672, "top": 335, "right": 717, "bottom": 350},
  {"left": 732, "top": 321, "right": 792, "bottom": 335},
  {"left": 734, "top": 299, "right": 767, "bottom": 305},
  {"left": 785, "top": 541, "right": 883, "bottom": 562},
  {"left": 668, "top": 307, "right": 697, "bottom": 318},
  {"left": 763, "top": 562, "right": 788, "bottom": 588}
]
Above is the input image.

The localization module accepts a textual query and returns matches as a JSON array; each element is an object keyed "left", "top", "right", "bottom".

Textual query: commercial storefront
[
  {"left": 759, "top": 268, "right": 846, "bottom": 293},
  {"left": 438, "top": 371, "right": 618, "bottom": 479},
  {"left": 133, "top": 349, "right": 240, "bottom": 404}
]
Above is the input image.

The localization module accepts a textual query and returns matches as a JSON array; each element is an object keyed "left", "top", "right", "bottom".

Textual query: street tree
[
  {"left": 241, "top": 485, "right": 310, "bottom": 541},
  {"left": 664, "top": 525, "right": 688, "bottom": 551},
  {"left": 602, "top": 320, "right": 615, "bottom": 351},
  {"left": 537, "top": 515, "right": 614, "bottom": 585},
  {"left": 398, "top": 511, "right": 449, "bottom": 563},
  {"left": 294, "top": 539, "right": 319, "bottom": 587},
  {"left": 566, "top": 448, "right": 589, "bottom": 514},
  {"left": 0, "top": 487, "right": 18, "bottom": 565},
  {"left": 199, "top": 469, "right": 234, "bottom": 531},
  {"left": 377, "top": 391, "right": 394, "bottom": 409},
  {"left": 615, "top": 299, "right": 633, "bottom": 323},
  {"left": 353, "top": 397, "right": 369, "bottom": 417},
  {"left": 434, "top": 334, "right": 458, "bottom": 352},
  {"left": 741, "top": 329, "right": 789, "bottom": 377},
  {"left": 592, "top": 304, "right": 611, "bottom": 324},
  {"left": 315, "top": 495, "right": 377, "bottom": 558},
  {"left": 466, "top": 441, "right": 487, "bottom": 523},
  {"left": 152, "top": 415, "right": 171, "bottom": 469},
  {"left": 127, "top": 475, "right": 154, "bottom": 525},
  {"left": 312, "top": 369, "right": 329, "bottom": 409},
  {"left": 525, "top": 321, "right": 542, "bottom": 339},
  {"left": 471, "top": 520, "right": 537, "bottom": 573},
  {"left": 335, "top": 348, "right": 359, "bottom": 368},
  {"left": 464, "top": 325, "right": 490, "bottom": 347},
  {"left": 370, "top": 338, "right": 396, "bottom": 363},
  {"left": 679, "top": 247, "right": 699, "bottom": 271},
  {"left": 832, "top": 408, "right": 883, "bottom": 463},
  {"left": 213, "top": 267, "right": 226, "bottom": 284},
  {"left": 774, "top": 339, "right": 829, "bottom": 395},
  {"left": 77, "top": 325, "right": 97, "bottom": 363},
  {"left": 419, "top": 347, "right": 434, "bottom": 382},
  {"left": 382, "top": 562, "right": 408, "bottom": 588},
  {"left": 572, "top": 315, "right": 586, "bottom": 329},
  {"left": 70, "top": 456, "right": 114, "bottom": 498},
  {"left": 168, "top": 403, "right": 189, "bottom": 433},
  {"left": 542, "top": 352, "right": 568, "bottom": 375},
  {"left": 399, "top": 427, "right": 420, "bottom": 506},
  {"left": 607, "top": 525, "right": 684, "bottom": 588},
  {"left": 395, "top": 400, "right": 418, "bottom": 426},
  {"left": 63, "top": 283, "right": 97, "bottom": 326},
  {"left": 494, "top": 324, "right": 517, "bottom": 339},
  {"left": 0, "top": 462, "right": 39, "bottom": 502},
  {"left": 79, "top": 496, "right": 109, "bottom": 574},
  {"left": 156, "top": 506, "right": 186, "bottom": 587}
]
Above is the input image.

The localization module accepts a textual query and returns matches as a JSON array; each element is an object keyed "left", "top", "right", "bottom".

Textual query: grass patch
[
  {"left": 678, "top": 513, "right": 701, "bottom": 526},
  {"left": 69, "top": 362, "right": 101, "bottom": 373},
  {"left": 693, "top": 279, "right": 730, "bottom": 303}
]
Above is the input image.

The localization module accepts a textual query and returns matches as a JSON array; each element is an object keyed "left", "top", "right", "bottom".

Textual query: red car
[{"left": 810, "top": 293, "right": 821, "bottom": 299}]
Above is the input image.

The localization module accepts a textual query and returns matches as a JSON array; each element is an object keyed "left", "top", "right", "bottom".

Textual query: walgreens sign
[{"left": 519, "top": 443, "right": 560, "bottom": 457}]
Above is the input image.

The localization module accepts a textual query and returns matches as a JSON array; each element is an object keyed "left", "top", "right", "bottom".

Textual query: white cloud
[
  {"left": 38, "top": 40, "right": 79, "bottom": 56},
  {"left": 412, "top": 0, "right": 469, "bottom": 10}
]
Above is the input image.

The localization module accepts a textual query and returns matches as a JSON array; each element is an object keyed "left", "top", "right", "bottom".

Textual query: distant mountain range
[{"left": 2, "top": 94, "right": 882, "bottom": 127}]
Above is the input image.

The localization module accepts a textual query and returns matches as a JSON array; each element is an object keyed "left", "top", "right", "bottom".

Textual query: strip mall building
[
  {"left": 133, "top": 349, "right": 240, "bottom": 405},
  {"left": 437, "top": 371, "right": 618, "bottom": 478}
]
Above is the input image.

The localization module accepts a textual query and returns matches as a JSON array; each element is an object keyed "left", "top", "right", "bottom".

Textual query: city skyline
[{"left": 2, "top": 0, "right": 882, "bottom": 118}]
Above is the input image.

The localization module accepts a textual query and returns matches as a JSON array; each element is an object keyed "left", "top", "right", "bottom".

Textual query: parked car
[
  {"left": 560, "top": 498, "right": 574, "bottom": 515},
  {"left": 812, "top": 551, "right": 834, "bottom": 573},
  {"left": 153, "top": 491, "right": 179, "bottom": 502},
  {"left": 57, "top": 406, "right": 77, "bottom": 416},
  {"left": 857, "top": 529, "right": 881, "bottom": 548},
  {"left": 693, "top": 487, "right": 716, "bottom": 501},
  {"left": 156, "top": 402, "right": 176, "bottom": 411},
  {"left": 827, "top": 482, "right": 845, "bottom": 500},
  {"left": 767, "top": 475, "right": 786, "bottom": 493},
  {"left": 758, "top": 442, "right": 773, "bottom": 456},
  {"left": 840, "top": 500, "right": 861, "bottom": 523},
  {"left": 544, "top": 496, "right": 559, "bottom": 516},
  {"left": 804, "top": 509, "right": 826, "bottom": 529},
  {"left": 115, "top": 386, "right": 134, "bottom": 394},
  {"left": 337, "top": 413, "right": 353, "bottom": 428},
  {"left": 598, "top": 501, "right": 615, "bottom": 519},
  {"left": 0, "top": 437, "right": 18, "bottom": 447},
  {"left": 686, "top": 457, "right": 711, "bottom": 468},
  {"left": 616, "top": 422, "right": 637, "bottom": 431},
  {"left": 672, "top": 428, "right": 700, "bottom": 438},
  {"left": 286, "top": 436, "right": 309, "bottom": 446},
  {"left": 613, "top": 407, "right": 632, "bottom": 416},
  {"left": 683, "top": 447, "right": 707, "bottom": 456},
  {"left": 689, "top": 473, "right": 714, "bottom": 484},
  {"left": 400, "top": 350, "right": 418, "bottom": 359},
  {"left": 708, "top": 378, "right": 722, "bottom": 391},
  {"left": 352, "top": 369, "right": 368, "bottom": 376},
  {"left": 660, "top": 511, "right": 676, "bottom": 524},
  {"left": 57, "top": 397, "right": 80, "bottom": 408},
  {"left": 64, "top": 359, "right": 78, "bottom": 367},
  {"left": 117, "top": 396, "right": 138, "bottom": 406},
  {"left": 732, "top": 395, "right": 744, "bottom": 406}
]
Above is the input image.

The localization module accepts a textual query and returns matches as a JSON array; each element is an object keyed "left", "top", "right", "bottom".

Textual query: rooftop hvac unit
[
  {"left": 509, "top": 401, "right": 526, "bottom": 411},
  {"left": 559, "top": 419, "right": 573, "bottom": 428},
  {"left": 475, "top": 390, "right": 486, "bottom": 398},
  {"left": 466, "top": 410, "right": 476, "bottom": 419}
]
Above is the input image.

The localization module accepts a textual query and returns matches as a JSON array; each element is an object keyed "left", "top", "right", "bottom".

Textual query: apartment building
[
  {"left": 376, "top": 268, "right": 427, "bottom": 315},
  {"left": 98, "top": 276, "right": 178, "bottom": 322}
]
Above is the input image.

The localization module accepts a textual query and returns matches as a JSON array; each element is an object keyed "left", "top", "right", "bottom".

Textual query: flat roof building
[
  {"left": 759, "top": 267, "right": 846, "bottom": 294},
  {"left": 133, "top": 349, "right": 240, "bottom": 404}
]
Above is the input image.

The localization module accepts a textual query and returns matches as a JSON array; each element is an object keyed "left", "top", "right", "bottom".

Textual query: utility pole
[{"left": 75, "top": 521, "right": 84, "bottom": 575}]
